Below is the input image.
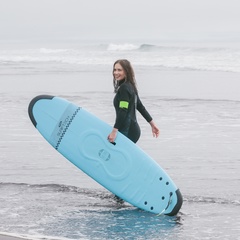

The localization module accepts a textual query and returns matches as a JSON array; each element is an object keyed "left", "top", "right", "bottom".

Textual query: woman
[{"left": 108, "top": 59, "right": 159, "bottom": 144}]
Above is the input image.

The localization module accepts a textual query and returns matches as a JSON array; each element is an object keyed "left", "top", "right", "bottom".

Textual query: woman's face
[{"left": 113, "top": 63, "right": 126, "bottom": 81}]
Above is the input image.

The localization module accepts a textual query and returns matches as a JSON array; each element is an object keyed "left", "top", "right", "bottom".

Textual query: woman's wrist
[{"left": 149, "top": 120, "right": 155, "bottom": 127}]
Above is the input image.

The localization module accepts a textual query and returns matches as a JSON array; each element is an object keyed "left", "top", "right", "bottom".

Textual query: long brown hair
[{"left": 113, "top": 59, "right": 138, "bottom": 93}]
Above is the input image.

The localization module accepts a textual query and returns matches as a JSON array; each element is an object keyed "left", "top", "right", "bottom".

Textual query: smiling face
[{"left": 113, "top": 63, "right": 126, "bottom": 81}]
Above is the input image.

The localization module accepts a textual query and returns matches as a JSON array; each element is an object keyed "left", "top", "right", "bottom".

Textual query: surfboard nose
[{"left": 28, "top": 95, "right": 54, "bottom": 127}]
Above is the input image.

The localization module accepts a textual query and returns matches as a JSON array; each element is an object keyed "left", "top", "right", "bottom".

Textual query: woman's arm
[
  {"left": 107, "top": 128, "right": 118, "bottom": 143},
  {"left": 137, "top": 95, "right": 160, "bottom": 138},
  {"left": 149, "top": 120, "right": 160, "bottom": 138}
]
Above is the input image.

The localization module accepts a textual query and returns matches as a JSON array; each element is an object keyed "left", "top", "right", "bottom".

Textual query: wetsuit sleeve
[
  {"left": 136, "top": 94, "right": 153, "bottom": 122},
  {"left": 114, "top": 84, "right": 130, "bottom": 129}
]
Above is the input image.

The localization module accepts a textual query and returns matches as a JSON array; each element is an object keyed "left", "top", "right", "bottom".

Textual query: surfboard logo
[
  {"left": 49, "top": 105, "right": 81, "bottom": 149},
  {"left": 57, "top": 116, "right": 70, "bottom": 137},
  {"left": 98, "top": 149, "right": 111, "bottom": 161},
  {"left": 58, "top": 120, "right": 62, "bottom": 128}
]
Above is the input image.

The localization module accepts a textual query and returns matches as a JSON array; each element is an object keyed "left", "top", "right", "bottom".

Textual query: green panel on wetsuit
[{"left": 119, "top": 101, "right": 129, "bottom": 109}]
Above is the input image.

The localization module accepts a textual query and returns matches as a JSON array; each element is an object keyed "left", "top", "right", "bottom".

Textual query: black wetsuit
[{"left": 113, "top": 80, "right": 152, "bottom": 143}]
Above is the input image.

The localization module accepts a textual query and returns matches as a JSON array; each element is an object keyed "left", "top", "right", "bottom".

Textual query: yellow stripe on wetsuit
[{"left": 119, "top": 101, "right": 129, "bottom": 109}]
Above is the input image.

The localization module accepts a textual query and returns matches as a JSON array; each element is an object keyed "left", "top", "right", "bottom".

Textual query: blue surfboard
[{"left": 28, "top": 95, "right": 182, "bottom": 215}]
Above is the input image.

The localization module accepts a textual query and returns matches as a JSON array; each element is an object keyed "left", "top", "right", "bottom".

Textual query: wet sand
[{"left": 0, "top": 235, "right": 29, "bottom": 240}]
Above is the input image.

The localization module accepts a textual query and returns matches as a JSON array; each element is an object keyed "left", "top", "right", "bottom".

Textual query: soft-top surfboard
[{"left": 28, "top": 95, "right": 182, "bottom": 215}]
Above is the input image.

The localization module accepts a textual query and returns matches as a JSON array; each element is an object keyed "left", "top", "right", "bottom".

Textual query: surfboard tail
[{"left": 165, "top": 189, "right": 183, "bottom": 216}]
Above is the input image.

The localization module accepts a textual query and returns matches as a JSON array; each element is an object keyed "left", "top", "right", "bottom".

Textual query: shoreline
[{"left": 0, "top": 234, "right": 29, "bottom": 240}]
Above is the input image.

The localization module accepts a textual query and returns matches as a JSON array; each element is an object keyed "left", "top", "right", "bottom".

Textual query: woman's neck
[{"left": 118, "top": 79, "right": 125, "bottom": 86}]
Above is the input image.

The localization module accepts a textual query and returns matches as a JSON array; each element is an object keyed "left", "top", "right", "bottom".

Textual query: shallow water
[{"left": 0, "top": 90, "right": 240, "bottom": 240}]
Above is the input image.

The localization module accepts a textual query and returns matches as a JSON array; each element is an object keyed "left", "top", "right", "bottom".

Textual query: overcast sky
[{"left": 0, "top": 0, "right": 240, "bottom": 41}]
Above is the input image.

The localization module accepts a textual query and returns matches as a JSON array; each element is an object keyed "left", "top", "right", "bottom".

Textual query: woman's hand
[
  {"left": 108, "top": 128, "right": 118, "bottom": 143},
  {"left": 149, "top": 120, "right": 160, "bottom": 138}
]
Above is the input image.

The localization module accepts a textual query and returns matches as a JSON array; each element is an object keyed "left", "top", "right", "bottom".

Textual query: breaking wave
[{"left": 0, "top": 42, "right": 240, "bottom": 73}]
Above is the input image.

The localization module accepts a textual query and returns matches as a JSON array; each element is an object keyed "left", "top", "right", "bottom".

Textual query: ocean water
[
  {"left": 0, "top": 39, "right": 240, "bottom": 240},
  {"left": 1, "top": 40, "right": 240, "bottom": 74}
]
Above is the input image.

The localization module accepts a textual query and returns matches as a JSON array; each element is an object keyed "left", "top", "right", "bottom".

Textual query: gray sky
[{"left": 0, "top": 0, "right": 240, "bottom": 41}]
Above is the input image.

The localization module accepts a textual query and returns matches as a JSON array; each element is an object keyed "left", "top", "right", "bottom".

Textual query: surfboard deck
[{"left": 28, "top": 95, "right": 182, "bottom": 215}]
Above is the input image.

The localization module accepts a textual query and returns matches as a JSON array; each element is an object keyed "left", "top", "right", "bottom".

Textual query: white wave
[
  {"left": 39, "top": 48, "right": 70, "bottom": 54},
  {"left": 1, "top": 45, "right": 240, "bottom": 73},
  {"left": 107, "top": 43, "right": 140, "bottom": 51}
]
